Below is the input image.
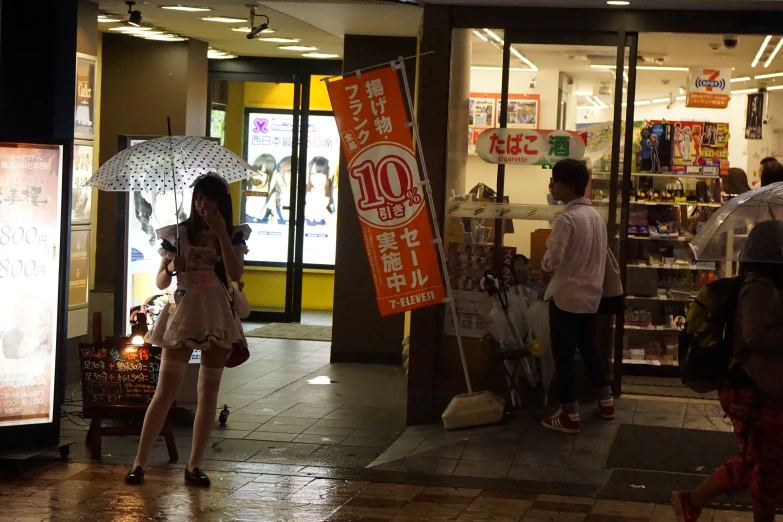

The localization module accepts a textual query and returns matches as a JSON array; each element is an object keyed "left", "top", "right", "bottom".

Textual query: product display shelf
[
  {"left": 591, "top": 171, "right": 720, "bottom": 180},
  {"left": 627, "top": 263, "right": 716, "bottom": 271},
  {"left": 620, "top": 235, "right": 690, "bottom": 242},
  {"left": 597, "top": 199, "right": 722, "bottom": 208},
  {"left": 626, "top": 295, "right": 693, "bottom": 302},
  {"left": 446, "top": 200, "right": 609, "bottom": 221},
  {"left": 623, "top": 324, "right": 682, "bottom": 332},
  {"left": 622, "top": 359, "right": 679, "bottom": 367}
]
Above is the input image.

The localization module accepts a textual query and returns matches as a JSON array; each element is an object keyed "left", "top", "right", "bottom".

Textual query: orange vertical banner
[{"left": 327, "top": 66, "right": 445, "bottom": 316}]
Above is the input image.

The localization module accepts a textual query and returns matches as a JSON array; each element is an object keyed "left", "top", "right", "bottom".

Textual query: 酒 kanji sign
[
  {"left": 327, "top": 66, "right": 445, "bottom": 316},
  {"left": 475, "top": 129, "right": 587, "bottom": 166},
  {"left": 687, "top": 67, "right": 731, "bottom": 109}
]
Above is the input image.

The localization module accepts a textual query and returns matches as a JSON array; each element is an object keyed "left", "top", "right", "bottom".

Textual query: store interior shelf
[
  {"left": 595, "top": 199, "right": 722, "bottom": 208},
  {"left": 622, "top": 325, "right": 682, "bottom": 332},
  {"left": 592, "top": 171, "right": 720, "bottom": 180},
  {"left": 620, "top": 235, "right": 690, "bottom": 242},
  {"left": 627, "top": 263, "right": 715, "bottom": 271},
  {"left": 622, "top": 359, "right": 680, "bottom": 367},
  {"left": 626, "top": 295, "right": 694, "bottom": 302},
  {"left": 446, "top": 201, "right": 609, "bottom": 221}
]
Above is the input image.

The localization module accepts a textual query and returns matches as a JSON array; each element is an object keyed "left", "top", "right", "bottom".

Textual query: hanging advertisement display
[
  {"left": 745, "top": 92, "right": 764, "bottom": 140},
  {"left": 686, "top": 67, "right": 731, "bottom": 109},
  {"left": 241, "top": 111, "right": 340, "bottom": 266},
  {"left": 0, "top": 143, "right": 64, "bottom": 428},
  {"left": 72, "top": 142, "right": 93, "bottom": 225},
  {"left": 475, "top": 128, "right": 587, "bottom": 166},
  {"left": 327, "top": 66, "right": 445, "bottom": 316},
  {"left": 69, "top": 228, "right": 90, "bottom": 309},
  {"left": 74, "top": 54, "right": 97, "bottom": 139},
  {"left": 468, "top": 93, "right": 540, "bottom": 155}
]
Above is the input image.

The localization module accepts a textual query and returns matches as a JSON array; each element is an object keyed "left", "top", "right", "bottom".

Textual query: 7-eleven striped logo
[{"left": 703, "top": 69, "right": 720, "bottom": 91}]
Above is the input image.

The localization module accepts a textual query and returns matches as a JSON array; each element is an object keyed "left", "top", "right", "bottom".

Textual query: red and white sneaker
[
  {"left": 597, "top": 397, "right": 615, "bottom": 420},
  {"left": 670, "top": 491, "right": 702, "bottom": 522},
  {"left": 541, "top": 409, "right": 580, "bottom": 434}
]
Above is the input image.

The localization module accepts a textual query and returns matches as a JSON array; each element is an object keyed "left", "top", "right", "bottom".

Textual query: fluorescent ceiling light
[
  {"left": 731, "top": 88, "right": 758, "bottom": 94},
  {"left": 484, "top": 29, "right": 503, "bottom": 43},
  {"left": 752, "top": 35, "right": 772, "bottom": 67},
  {"left": 472, "top": 30, "right": 488, "bottom": 42},
  {"left": 591, "top": 64, "right": 688, "bottom": 71},
  {"left": 510, "top": 47, "right": 538, "bottom": 72},
  {"left": 652, "top": 98, "right": 670, "bottom": 103},
  {"left": 731, "top": 77, "right": 751, "bottom": 82},
  {"left": 586, "top": 96, "right": 599, "bottom": 107},
  {"left": 201, "top": 16, "right": 245, "bottom": 23},
  {"left": 98, "top": 15, "right": 123, "bottom": 23},
  {"left": 109, "top": 26, "right": 152, "bottom": 32},
  {"left": 765, "top": 38, "right": 783, "bottom": 67},
  {"left": 232, "top": 26, "right": 274, "bottom": 33},
  {"left": 470, "top": 66, "right": 535, "bottom": 72},
  {"left": 144, "top": 35, "right": 187, "bottom": 41},
  {"left": 576, "top": 90, "right": 593, "bottom": 96},
  {"left": 754, "top": 71, "right": 783, "bottom": 79},
  {"left": 160, "top": 5, "right": 211, "bottom": 11},
  {"left": 303, "top": 53, "right": 340, "bottom": 59},
  {"left": 256, "top": 37, "right": 300, "bottom": 43},
  {"left": 767, "top": 85, "right": 783, "bottom": 91},
  {"left": 592, "top": 96, "right": 608, "bottom": 108},
  {"left": 676, "top": 95, "right": 686, "bottom": 101},
  {"left": 279, "top": 45, "right": 318, "bottom": 52},
  {"left": 607, "top": 0, "right": 630, "bottom": 4},
  {"left": 635, "top": 100, "right": 651, "bottom": 105},
  {"left": 209, "top": 54, "right": 237, "bottom": 60}
]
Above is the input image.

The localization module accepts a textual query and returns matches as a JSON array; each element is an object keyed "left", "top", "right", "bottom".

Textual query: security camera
[
  {"left": 246, "top": 5, "right": 269, "bottom": 40},
  {"left": 723, "top": 35, "right": 739, "bottom": 49}
]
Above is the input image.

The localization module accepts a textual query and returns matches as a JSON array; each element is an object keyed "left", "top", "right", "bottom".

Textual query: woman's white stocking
[{"left": 188, "top": 365, "right": 223, "bottom": 470}]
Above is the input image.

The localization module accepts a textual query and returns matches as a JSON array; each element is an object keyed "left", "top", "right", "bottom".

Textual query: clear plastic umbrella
[{"left": 690, "top": 182, "right": 783, "bottom": 263}]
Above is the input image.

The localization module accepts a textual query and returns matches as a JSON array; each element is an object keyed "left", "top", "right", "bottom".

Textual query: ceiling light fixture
[
  {"left": 586, "top": 96, "right": 600, "bottom": 107},
  {"left": 607, "top": 0, "right": 630, "bottom": 4},
  {"left": 209, "top": 54, "right": 237, "bottom": 60},
  {"left": 131, "top": 30, "right": 165, "bottom": 37},
  {"left": 246, "top": 6, "right": 270, "bottom": 39},
  {"left": 160, "top": 5, "right": 211, "bottom": 11},
  {"left": 731, "top": 88, "right": 759, "bottom": 95},
  {"left": 591, "top": 64, "right": 688, "bottom": 71},
  {"left": 592, "top": 96, "right": 608, "bottom": 108},
  {"left": 765, "top": 38, "right": 783, "bottom": 67},
  {"left": 652, "top": 98, "right": 671, "bottom": 103},
  {"left": 256, "top": 37, "right": 300, "bottom": 43},
  {"left": 731, "top": 77, "right": 751, "bottom": 82},
  {"left": 232, "top": 26, "right": 274, "bottom": 34},
  {"left": 126, "top": 1, "right": 142, "bottom": 26},
  {"left": 470, "top": 66, "right": 535, "bottom": 72},
  {"left": 143, "top": 35, "right": 187, "bottom": 41},
  {"left": 473, "top": 30, "right": 488, "bottom": 42},
  {"left": 510, "top": 47, "right": 538, "bottom": 72},
  {"left": 676, "top": 95, "right": 686, "bottom": 101},
  {"left": 752, "top": 35, "right": 772, "bottom": 67},
  {"left": 484, "top": 29, "right": 503, "bottom": 43},
  {"left": 98, "top": 14, "right": 123, "bottom": 22},
  {"left": 576, "top": 90, "right": 593, "bottom": 96},
  {"left": 302, "top": 52, "right": 340, "bottom": 59},
  {"left": 108, "top": 25, "right": 152, "bottom": 32},
  {"left": 754, "top": 71, "right": 783, "bottom": 79},
  {"left": 279, "top": 45, "right": 318, "bottom": 52},
  {"left": 767, "top": 85, "right": 783, "bottom": 91},
  {"left": 201, "top": 16, "right": 246, "bottom": 23}
]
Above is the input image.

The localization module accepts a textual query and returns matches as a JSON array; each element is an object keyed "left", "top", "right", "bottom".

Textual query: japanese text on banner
[{"left": 327, "top": 66, "right": 445, "bottom": 316}]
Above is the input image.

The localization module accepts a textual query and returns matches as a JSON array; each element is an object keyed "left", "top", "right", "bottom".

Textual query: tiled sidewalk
[{"left": 0, "top": 461, "right": 772, "bottom": 521}]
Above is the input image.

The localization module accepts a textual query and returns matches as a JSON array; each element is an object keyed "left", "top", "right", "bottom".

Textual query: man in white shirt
[{"left": 541, "top": 159, "right": 614, "bottom": 434}]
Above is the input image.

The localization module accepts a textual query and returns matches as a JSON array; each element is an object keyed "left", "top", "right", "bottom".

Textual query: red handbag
[{"left": 225, "top": 341, "right": 249, "bottom": 368}]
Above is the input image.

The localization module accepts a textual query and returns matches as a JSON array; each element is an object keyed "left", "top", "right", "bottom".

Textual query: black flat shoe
[
  {"left": 184, "top": 467, "right": 211, "bottom": 487},
  {"left": 124, "top": 466, "right": 145, "bottom": 485}
]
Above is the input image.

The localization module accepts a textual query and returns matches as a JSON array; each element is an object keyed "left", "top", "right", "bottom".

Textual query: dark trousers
[{"left": 549, "top": 300, "right": 609, "bottom": 405}]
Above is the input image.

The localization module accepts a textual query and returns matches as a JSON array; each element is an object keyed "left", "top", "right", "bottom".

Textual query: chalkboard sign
[{"left": 78, "top": 340, "right": 162, "bottom": 406}]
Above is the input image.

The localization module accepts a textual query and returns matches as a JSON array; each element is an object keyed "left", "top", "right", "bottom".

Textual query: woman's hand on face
[
  {"left": 202, "top": 209, "right": 227, "bottom": 235},
  {"left": 170, "top": 256, "right": 185, "bottom": 273}
]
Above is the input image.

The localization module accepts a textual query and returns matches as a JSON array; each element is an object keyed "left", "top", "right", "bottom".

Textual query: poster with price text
[
  {"left": 327, "top": 66, "right": 445, "bottom": 316},
  {"left": 0, "top": 143, "right": 63, "bottom": 427}
]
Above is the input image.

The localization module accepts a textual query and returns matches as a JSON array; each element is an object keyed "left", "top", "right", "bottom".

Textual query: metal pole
[{"left": 396, "top": 57, "right": 473, "bottom": 395}]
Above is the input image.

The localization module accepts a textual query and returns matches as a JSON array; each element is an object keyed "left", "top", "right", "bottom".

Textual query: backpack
[{"left": 678, "top": 277, "right": 743, "bottom": 393}]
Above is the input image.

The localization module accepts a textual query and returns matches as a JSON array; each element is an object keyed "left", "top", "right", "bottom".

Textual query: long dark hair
[{"left": 185, "top": 175, "right": 234, "bottom": 284}]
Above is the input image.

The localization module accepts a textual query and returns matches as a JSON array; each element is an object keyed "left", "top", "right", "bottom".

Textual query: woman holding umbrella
[
  {"left": 673, "top": 220, "right": 783, "bottom": 522},
  {"left": 124, "top": 173, "right": 249, "bottom": 487}
]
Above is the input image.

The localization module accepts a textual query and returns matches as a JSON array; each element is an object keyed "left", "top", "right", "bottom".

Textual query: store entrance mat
[
  {"left": 599, "top": 469, "right": 753, "bottom": 509},
  {"left": 606, "top": 424, "right": 735, "bottom": 475},
  {"left": 245, "top": 323, "right": 332, "bottom": 341}
]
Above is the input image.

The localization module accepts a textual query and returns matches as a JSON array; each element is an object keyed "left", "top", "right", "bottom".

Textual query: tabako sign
[
  {"left": 327, "top": 66, "right": 445, "bottom": 316},
  {"left": 687, "top": 67, "right": 731, "bottom": 109},
  {"left": 475, "top": 129, "right": 587, "bottom": 166}
]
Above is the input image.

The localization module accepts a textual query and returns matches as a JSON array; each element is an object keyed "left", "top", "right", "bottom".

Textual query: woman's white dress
[{"left": 145, "top": 224, "right": 250, "bottom": 351}]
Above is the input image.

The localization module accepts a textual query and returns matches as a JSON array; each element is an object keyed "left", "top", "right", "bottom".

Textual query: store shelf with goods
[
  {"left": 591, "top": 171, "right": 720, "bottom": 181},
  {"left": 622, "top": 324, "right": 683, "bottom": 332},
  {"left": 622, "top": 358, "right": 679, "bottom": 367},
  {"left": 627, "top": 263, "right": 716, "bottom": 271},
  {"left": 626, "top": 295, "right": 694, "bottom": 302},
  {"left": 596, "top": 199, "right": 722, "bottom": 208},
  {"left": 620, "top": 235, "right": 690, "bottom": 242},
  {"left": 446, "top": 201, "right": 609, "bottom": 221}
]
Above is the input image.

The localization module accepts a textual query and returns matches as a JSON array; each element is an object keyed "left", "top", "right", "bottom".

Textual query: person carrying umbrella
[{"left": 672, "top": 220, "right": 783, "bottom": 522}]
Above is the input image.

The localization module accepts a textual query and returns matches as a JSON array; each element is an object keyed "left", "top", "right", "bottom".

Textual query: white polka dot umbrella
[{"left": 85, "top": 136, "right": 254, "bottom": 191}]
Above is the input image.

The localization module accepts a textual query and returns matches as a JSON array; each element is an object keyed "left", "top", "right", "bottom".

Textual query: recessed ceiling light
[
  {"left": 160, "top": 5, "right": 212, "bottom": 11},
  {"left": 131, "top": 30, "right": 165, "bottom": 37},
  {"left": 591, "top": 64, "right": 688, "bottom": 71},
  {"left": 765, "top": 38, "right": 783, "bottom": 67},
  {"left": 484, "top": 29, "right": 503, "bottom": 43},
  {"left": 752, "top": 35, "right": 772, "bottom": 67},
  {"left": 607, "top": 1, "right": 630, "bottom": 5},
  {"left": 256, "top": 37, "right": 300, "bottom": 43},
  {"left": 209, "top": 53, "right": 237, "bottom": 59},
  {"left": 279, "top": 45, "right": 318, "bottom": 52},
  {"left": 472, "top": 30, "right": 488, "bottom": 42},
  {"left": 510, "top": 47, "right": 538, "bottom": 72},
  {"left": 98, "top": 15, "right": 123, "bottom": 23},
  {"left": 201, "top": 16, "right": 245, "bottom": 23},
  {"left": 302, "top": 52, "right": 340, "bottom": 59}
]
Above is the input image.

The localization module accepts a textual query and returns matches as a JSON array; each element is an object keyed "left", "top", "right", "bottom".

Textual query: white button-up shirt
[{"left": 542, "top": 198, "right": 607, "bottom": 314}]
